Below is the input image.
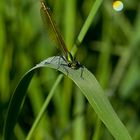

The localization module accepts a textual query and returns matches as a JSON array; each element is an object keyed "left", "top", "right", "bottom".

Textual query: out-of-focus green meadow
[{"left": 0, "top": 0, "right": 140, "bottom": 139}]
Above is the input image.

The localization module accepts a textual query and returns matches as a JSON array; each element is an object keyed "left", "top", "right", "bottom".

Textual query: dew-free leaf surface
[{"left": 3, "top": 56, "right": 132, "bottom": 140}]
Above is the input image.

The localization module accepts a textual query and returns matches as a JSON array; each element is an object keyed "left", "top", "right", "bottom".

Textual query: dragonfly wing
[{"left": 40, "top": 1, "right": 69, "bottom": 57}]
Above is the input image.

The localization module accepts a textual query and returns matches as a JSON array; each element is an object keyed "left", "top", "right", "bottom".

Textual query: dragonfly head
[{"left": 68, "top": 61, "right": 82, "bottom": 70}]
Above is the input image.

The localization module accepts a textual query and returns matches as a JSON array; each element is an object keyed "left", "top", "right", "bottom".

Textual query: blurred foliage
[{"left": 0, "top": 0, "right": 140, "bottom": 139}]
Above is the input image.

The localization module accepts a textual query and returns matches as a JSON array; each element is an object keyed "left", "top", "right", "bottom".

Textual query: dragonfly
[{"left": 40, "top": 0, "right": 84, "bottom": 77}]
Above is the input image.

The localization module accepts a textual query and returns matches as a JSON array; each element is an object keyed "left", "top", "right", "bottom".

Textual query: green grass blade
[
  {"left": 72, "top": 0, "right": 103, "bottom": 55},
  {"left": 3, "top": 56, "right": 132, "bottom": 140},
  {"left": 25, "top": 74, "right": 63, "bottom": 140},
  {"left": 77, "top": 0, "right": 103, "bottom": 43},
  {"left": 36, "top": 56, "right": 132, "bottom": 140},
  {"left": 3, "top": 69, "right": 35, "bottom": 140}
]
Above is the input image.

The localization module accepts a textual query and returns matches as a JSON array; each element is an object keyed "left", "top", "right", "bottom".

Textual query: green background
[{"left": 0, "top": 0, "right": 140, "bottom": 139}]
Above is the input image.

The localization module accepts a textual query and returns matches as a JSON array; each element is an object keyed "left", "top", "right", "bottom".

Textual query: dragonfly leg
[
  {"left": 60, "top": 63, "right": 69, "bottom": 76},
  {"left": 80, "top": 66, "right": 84, "bottom": 79},
  {"left": 44, "top": 56, "right": 63, "bottom": 70},
  {"left": 56, "top": 56, "right": 66, "bottom": 70},
  {"left": 44, "top": 56, "right": 57, "bottom": 65},
  {"left": 60, "top": 63, "right": 84, "bottom": 79},
  {"left": 56, "top": 56, "right": 62, "bottom": 69}
]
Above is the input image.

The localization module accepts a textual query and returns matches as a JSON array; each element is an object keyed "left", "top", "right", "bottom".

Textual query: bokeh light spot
[{"left": 113, "top": 1, "right": 124, "bottom": 12}]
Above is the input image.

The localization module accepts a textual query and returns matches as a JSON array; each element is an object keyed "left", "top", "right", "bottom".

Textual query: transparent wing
[{"left": 40, "top": 0, "right": 69, "bottom": 57}]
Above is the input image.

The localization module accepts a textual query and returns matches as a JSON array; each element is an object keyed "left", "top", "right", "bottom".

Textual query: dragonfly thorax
[
  {"left": 66, "top": 52, "right": 74, "bottom": 62},
  {"left": 65, "top": 52, "right": 82, "bottom": 69}
]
